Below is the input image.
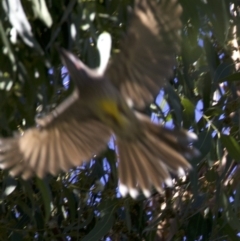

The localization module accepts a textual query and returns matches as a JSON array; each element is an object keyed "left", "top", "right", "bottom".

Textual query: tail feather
[
  {"left": 0, "top": 138, "right": 34, "bottom": 177},
  {"left": 138, "top": 141, "right": 169, "bottom": 183},
  {"left": 0, "top": 139, "right": 21, "bottom": 169},
  {"left": 131, "top": 143, "right": 152, "bottom": 192},
  {"left": 143, "top": 130, "right": 191, "bottom": 172},
  {"left": 118, "top": 142, "right": 137, "bottom": 191},
  {"left": 117, "top": 117, "right": 197, "bottom": 198}
]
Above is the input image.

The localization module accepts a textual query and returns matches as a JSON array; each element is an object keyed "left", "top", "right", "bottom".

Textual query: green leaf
[
  {"left": 196, "top": 72, "right": 212, "bottom": 110},
  {"left": 165, "top": 83, "right": 182, "bottom": 126},
  {"left": 87, "top": 41, "right": 100, "bottom": 69},
  {"left": 106, "top": 148, "right": 118, "bottom": 186},
  {"left": 204, "top": 106, "right": 223, "bottom": 118},
  {"left": 81, "top": 202, "right": 115, "bottom": 241},
  {"left": 124, "top": 199, "right": 132, "bottom": 231},
  {"left": 205, "top": 169, "right": 218, "bottom": 183},
  {"left": 10, "top": 231, "right": 23, "bottom": 241},
  {"left": 185, "top": 212, "right": 211, "bottom": 240},
  {"left": 17, "top": 200, "right": 35, "bottom": 224},
  {"left": 204, "top": 37, "right": 220, "bottom": 77},
  {"left": 221, "top": 192, "right": 240, "bottom": 230},
  {"left": 64, "top": 210, "right": 94, "bottom": 232},
  {"left": 221, "top": 223, "right": 239, "bottom": 241},
  {"left": 234, "top": 183, "right": 240, "bottom": 211},
  {"left": 220, "top": 134, "right": 240, "bottom": 161},
  {"left": 213, "top": 60, "right": 235, "bottom": 83},
  {"left": 181, "top": 97, "right": 195, "bottom": 128},
  {"left": 63, "top": 187, "right": 77, "bottom": 223},
  {"left": 206, "top": 0, "right": 229, "bottom": 44},
  {"left": 36, "top": 178, "right": 52, "bottom": 223},
  {"left": 192, "top": 130, "right": 212, "bottom": 165},
  {"left": 219, "top": 72, "right": 240, "bottom": 83},
  {"left": 216, "top": 137, "right": 224, "bottom": 161}
]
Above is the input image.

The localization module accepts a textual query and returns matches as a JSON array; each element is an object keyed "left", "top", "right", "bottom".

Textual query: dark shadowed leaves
[
  {"left": 36, "top": 178, "right": 52, "bottom": 223},
  {"left": 81, "top": 199, "right": 117, "bottom": 241}
]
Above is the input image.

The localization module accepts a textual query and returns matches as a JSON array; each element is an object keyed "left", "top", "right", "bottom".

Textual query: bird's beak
[
  {"left": 57, "top": 47, "right": 92, "bottom": 86},
  {"left": 58, "top": 47, "right": 81, "bottom": 72}
]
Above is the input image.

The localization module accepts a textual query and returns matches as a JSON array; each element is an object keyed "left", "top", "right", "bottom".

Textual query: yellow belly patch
[{"left": 99, "top": 99, "right": 127, "bottom": 128}]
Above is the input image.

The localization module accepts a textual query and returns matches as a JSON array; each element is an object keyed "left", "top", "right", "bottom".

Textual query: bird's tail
[{"left": 117, "top": 114, "right": 198, "bottom": 198}]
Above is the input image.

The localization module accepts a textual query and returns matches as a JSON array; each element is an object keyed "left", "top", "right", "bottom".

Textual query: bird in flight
[{"left": 0, "top": 0, "right": 198, "bottom": 198}]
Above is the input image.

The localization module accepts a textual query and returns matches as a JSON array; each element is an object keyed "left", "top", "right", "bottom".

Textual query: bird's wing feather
[
  {"left": 0, "top": 91, "right": 112, "bottom": 179},
  {"left": 105, "top": 0, "right": 182, "bottom": 109}
]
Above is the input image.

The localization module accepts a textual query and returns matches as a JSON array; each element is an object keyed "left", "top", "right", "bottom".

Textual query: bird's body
[{"left": 0, "top": 0, "right": 198, "bottom": 198}]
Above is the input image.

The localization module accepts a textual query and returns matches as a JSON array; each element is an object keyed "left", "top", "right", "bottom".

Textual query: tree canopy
[{"left": 0, "top": 0, "right": 240, "bottom": 240}]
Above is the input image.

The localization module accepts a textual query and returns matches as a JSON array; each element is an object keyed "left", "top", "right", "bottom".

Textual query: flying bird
[{"left": 0, "top": 0, "right": 197, "bottom": 198}]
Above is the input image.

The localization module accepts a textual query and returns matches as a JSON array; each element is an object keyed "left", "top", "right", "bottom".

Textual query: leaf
[
  {"left": 87, "top": 42, "right": 100, "bottom": 69},
  {"left": 221, "top": 192, "right": 240, "bottom": 230},
  {"left": 2, "top": 0, "right": 43, "bottom": 53},
  {"left": 192, "top": 130, "right": 212, "bottom": 165},
  {"left": 63, "top": 187, "right": 77, "bottom": 223},
  {"left": 0, "top": 21, "right": 16, "bottom": 67},
  {"left": 81, "top": 201, "right": 115, "bottom": 241},
  {"left": 35, "top": 209, "right": 45, "bottom": 231},
  {"left": 46, "top": 0, "right": 77, "bottom": 49},
  {"left": 219, "top": 72, "right": 240, "bottom": 83},
  {"left": 83, "top": 213, "right": 114, "bottom": 240},
  {"left": 234, "top": 183, "right": 240, "bottom": 212},
  {"left": 216, "top": 137, "right": 224, "bottom": 161},
  {"left": 205, "top": 169, "right": 218, "bottom": 183},
  {"left": 206, "top": 0, "right": 229, "bottom": 44},
  {"left": 124, "top": 199, "right": 131, "bottom": 231},
  {"left": 64, "top": 210, "right": 94, "bottom": 232},
  {"left": 181, "top": 97, "right": 195, "bottom": 128},
  {"left": 213, "top": 60, "right": 235, "bottom": 83},
  {"left": 36, "top": 178, "right": 52, "bottom": 223},
  {"left": 182, "top": 33, "right": 202, "bottom": 65},
  {"left": 32, "top": 0, "right": 53, "bottom": 28},
  {"left": 165, "top": 83, "right": 182, "bottom": 126},
  {"left": 106, "top": 147, "right": 118, "bottom": 186},
  {"left": 185, "top": 213, "right": 204, "bottom": 240},
  {"left": 204, "top": 37, "right": 219, "bottom": 77},
  {"left": 189, "top": 164, "right": 199, "bottom": 198},
  {"left": 221, "top": 223, "right": 239, "bottom": 241},
  {"left": 204, "top": 106, "right": 223, "bottom": 118},
  {"left": 3, "top": 176, "right": 17, "bottom": 196},
  {"left": 196, "top": 72, "right": 212, "bottom": 110},
  {"left": 17, "top": 200, "right": 35, "bottom": 224},
  {"left": 10, "top": 231, "right": 23, "bottom": 241},
  {"left": 185, "top": 212, "right": 212, "bottom": 241},
  {"left": 220, "top": 134, "right": 240, "bottom": 161}
]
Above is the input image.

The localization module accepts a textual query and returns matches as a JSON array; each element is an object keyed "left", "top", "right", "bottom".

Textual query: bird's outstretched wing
[
  {"left": 0, "top": 90, "right": 112, "bottom": 179},
  {"left": 105, "top": 0, "right": 182, "bottom": 109}
]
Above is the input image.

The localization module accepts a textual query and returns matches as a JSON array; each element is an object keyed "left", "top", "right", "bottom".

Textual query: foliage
[{"left": 1, "top": 0, "right": 240, "bottom": 240}]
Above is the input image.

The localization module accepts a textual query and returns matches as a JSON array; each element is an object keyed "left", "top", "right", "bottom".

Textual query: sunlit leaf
[
  {"left": 32, "top": 0, "right": 53, "bottom": 28},
  {"left": 3, "top": 0, "right": 43, "bottom": 53},
  {"left": 3, "top": 177, "right": 17, "bottom": 196}
]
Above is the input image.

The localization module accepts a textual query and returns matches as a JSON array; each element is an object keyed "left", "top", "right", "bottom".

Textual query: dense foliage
[{"left": 1, "top": 0, "right": 240, "bottom": 240}]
